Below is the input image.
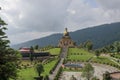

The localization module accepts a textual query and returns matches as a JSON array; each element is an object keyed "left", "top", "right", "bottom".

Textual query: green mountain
[{"left": 12, "top": 22, "right": 120, "bottom": 49}]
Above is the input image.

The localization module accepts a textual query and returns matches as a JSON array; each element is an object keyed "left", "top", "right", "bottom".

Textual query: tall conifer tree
[{"left": 0, "top": 9, "right": 20, "bottom": 80}]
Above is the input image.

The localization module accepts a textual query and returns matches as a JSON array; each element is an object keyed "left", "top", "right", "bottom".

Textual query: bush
[
  {"left": 24, "top": 65, "right": 27, "bottom": 69},
  {"left": 34, "top": 76, "right": 43, "bottom": 80},
  {"left": 49, "top": 58, "right": 61, "bottom": 74},
  {"left": 54, "top": 67, "right": 63, "bottom": 80},
  {"left": 44, "top": 75, "right": 49, "bottom": 80},
  {"left": 27, "top": 64, "right": 30, "bottom": 66}
]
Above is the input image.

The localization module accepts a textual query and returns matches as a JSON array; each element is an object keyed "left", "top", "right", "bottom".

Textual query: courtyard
[{"left": 60, "top": 63, "right": 120, "bottom": 80}]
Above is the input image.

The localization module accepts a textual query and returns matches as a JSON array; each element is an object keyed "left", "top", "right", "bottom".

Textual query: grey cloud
[
  {"left": 4, "top": 0, "right": 72, "bottom": 34},
  {"left": 1, "top": 0, "right": 120, "bottom": 45},
  {"left": 97, "top": 0, "right": 120, "bottom": 10},
  {"left": 4, "top": 0, "right": 120, "bottom": 34}
]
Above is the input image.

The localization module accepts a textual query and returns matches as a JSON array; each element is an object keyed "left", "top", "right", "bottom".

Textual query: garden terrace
[
  {"left": 18, "top": 58, "right": 59, "bottom": 80},
  {"left": 44, "top": 48, "right": 61, "bottom": 56},
  {"left": 90, "top": 56, "right": 120, "bottom": 68},
  {"left": 17, "top": 48, "right": 61, "bottom": 80},
  {"left": 67, "top": 48, "right": 94, "bottom": 62},
  {"left": 111, "top": 54, "right": 120, "bottom": 59}
]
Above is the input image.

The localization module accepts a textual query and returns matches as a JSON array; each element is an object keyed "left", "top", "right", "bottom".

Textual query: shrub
[
  {"left": 24, "top": 65, "right": 27, "bottom": 69},
  {"left": 27, "top": 64, "right": 29, "bottom": 66},
  {"left": 54, "top": 67, "right": 62, "bottom": 80},
  {"left": 44, "top": 75, "right": 49, "bottom": 80},
  {"left": 74, "top": 53, "right": 76, "bottom": 55}
]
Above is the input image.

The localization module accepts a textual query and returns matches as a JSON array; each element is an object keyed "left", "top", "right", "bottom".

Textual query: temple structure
[{"left": 58, "top": 28, "right": 75, "bottom": 47}]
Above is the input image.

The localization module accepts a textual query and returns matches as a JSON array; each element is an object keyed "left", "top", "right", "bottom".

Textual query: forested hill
[{"left": 12, "top": 22, "right": 120, "bottom": 49}]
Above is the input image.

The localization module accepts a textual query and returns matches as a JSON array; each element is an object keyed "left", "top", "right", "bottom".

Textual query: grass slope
[
  {"left": 18, "top": 59, "right": 58, "bottom": 80},
  {"left": 45, "top": 48, "right": 61, "bottom": 55},
  {"left": 67, "top": 48, "right": 94, "bottom": 62},
  {"left": 18, "top": 48, "right": 61, "bottom": 80}
]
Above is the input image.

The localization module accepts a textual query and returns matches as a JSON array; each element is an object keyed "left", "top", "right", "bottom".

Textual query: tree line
[
  {"left": 95, "top": 41, "right": 120, "bottom": 57},
  {"left": 79, "top": 40, "right": 93, "bottom": 51}
]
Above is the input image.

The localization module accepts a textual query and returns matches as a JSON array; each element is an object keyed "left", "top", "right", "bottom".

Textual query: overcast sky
[{"left": 0, "top": 0, "right": 120, "bottom": 45}]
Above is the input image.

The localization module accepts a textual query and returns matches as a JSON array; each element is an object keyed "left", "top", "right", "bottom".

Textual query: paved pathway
[
  {"left": 49, "top": 58, "right": 64, "bottom": 80},
  {"left": 49, "top": 47, "right": 68, "bottom": 80}
]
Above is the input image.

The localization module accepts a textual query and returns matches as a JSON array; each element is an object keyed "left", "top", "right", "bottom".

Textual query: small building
[
  {"left": 63, "top": 63, "right": 83, "bottom": 70},
  {"left": 58, "top": 28, "right": 75, "bottom": 47},
  {"left": 19, "top": 47, "right": 30, "bottom": 53},
  {"left": 19, "top": 47, "right": 50, "bottom": 58}
]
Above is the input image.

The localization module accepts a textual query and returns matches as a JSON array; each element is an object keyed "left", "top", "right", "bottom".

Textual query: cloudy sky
[{"left": 0, "top": 0, "right": 120, "bottom": 45}]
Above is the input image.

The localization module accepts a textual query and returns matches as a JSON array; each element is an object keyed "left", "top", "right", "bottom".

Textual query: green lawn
[
  {"left": 112, "top": 54, "right": 120, "bottom": 59},
  {"left": 45, "top": 48, "right": 61, "bottom": 55},
  {"left": 67, "top": 48, "right": 94, "bottom": 62},
  {"left": 17, "top": 48, "right": 61, "bottom": 80},
  {"left": 67, "top": 48, "right": 120, "bottom": 69},
  {"left": 18, "top": 67, "right": 37, "bottom": 80},
  {"left": 42, "top": 59, "right": 58, "bottom": 76},
  {"left": 18, "top": 59, "right": 58, "bottom": 80},
  {"left": 68, "top": 55, "right": 93, "bottom": 62},
  {"left": 34, "top": 48, "right": 61, "bottom": 56},
  {"left": 20, "top": 60, "right": 31, "bottom": 66},
  {"left": 68, "top": 48, "right": 94, "bottom": 55},
  {"left": 91, "top": 56, "right": 118, "bottom": 66}
]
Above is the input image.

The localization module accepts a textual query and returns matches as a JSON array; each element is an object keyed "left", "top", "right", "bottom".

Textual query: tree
[
  {"left": 103, "top": 71, "right": 111, "bottom": 80},
  {"left": 92, "top": 76, "right": 99, "bottom": 80},
  {"left": 34, "top": 45, "right": 39, "bottom": 50},
  {"left": 79, "top": 43, "right": 84, "bottom": 48},
  {"left": 0, "top": 15, "right": 20, "bottom": 79},
  {"left": 84, "top": 40, "right": 93, "bottom": 51},
  {"left": 95, "top": 49, "right": 100, "bottom": 58},
  {"left": 36, "top": 63, "right": 44, "bottom": 77},
  {"left": 113, "top": 41, "right": 120, "bottom": 53},
  {"left": 30, "top": 46, "right": 34, "bottom": 64},
  {"left": 101, "top": 47, "right": 107, "bottom": 54},
  {"left": 70, "top": 75, "right": 77, "bottom": 80},
  {"left": 107, "top": 45, "right": 114, "bottom": 53},
  {"left": 82, "top": 63, "right": 94, "bottom": 80}
]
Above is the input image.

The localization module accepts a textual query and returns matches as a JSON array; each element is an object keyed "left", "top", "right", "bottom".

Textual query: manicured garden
[
  {"left": 17, "top": 48, "right": 61, "bottom": 80},
  {"left": 67, "top": 48, "right": 94, "bottom": 62},
  {"left": 45, "top": 48, "right": 61, "bottom": 55},
  {"left": 68, "top": 48, "right": 94, "bottom": 55},
  {"left": 91, "top": 56, "right": 116, "bottom": 65},
  {"left": 34, "top": 47, "right": 61, "bottom": 56},
  {"left": 111, "top": 54, "right": 120, "bottom": 59},
  {"left": 67, "top": 55, "right": 93, "bottom": 62},
  {"left": 16, "top": 48, "right": 120, "bottom": 80},
  {"left": 18, "top": 58, "right": 58, "bottom": 80},
  {"left": 42, "top": 59, "right": 58, "bottom": 76},
  {"left": 66, "top": 48, "right": 120, "bottom": 69},
  {"left": 18, "top": 67, "right": 37, "bottom": 80}
]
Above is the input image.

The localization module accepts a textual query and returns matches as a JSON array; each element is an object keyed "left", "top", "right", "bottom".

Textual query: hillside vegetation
[{"left": 12, "top": 22, "right": 120, "bottom": 49}]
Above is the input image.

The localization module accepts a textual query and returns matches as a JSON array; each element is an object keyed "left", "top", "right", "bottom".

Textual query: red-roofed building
[{"left": 19, "top": 47, "right": 30, "bottom": 53}]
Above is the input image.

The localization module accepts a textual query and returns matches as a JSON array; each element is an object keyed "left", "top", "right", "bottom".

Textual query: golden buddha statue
[{"left": 63, "top": 28, "right": 69, "bottom": 36}]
